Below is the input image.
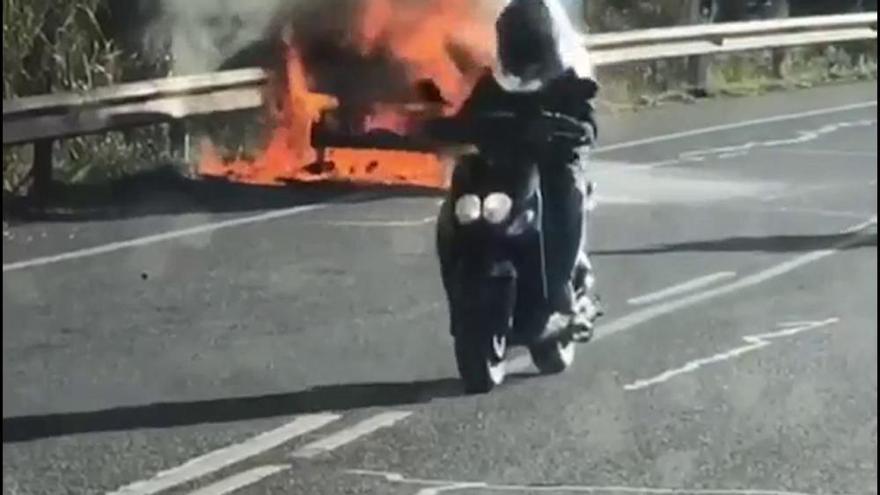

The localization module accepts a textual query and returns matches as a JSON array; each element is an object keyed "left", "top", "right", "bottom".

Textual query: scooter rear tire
[
  {"left": 529, "top": 338, "right": 576, "bottom": 375},
  {"left": 454, "top": 333, "right": 507, "bottom": 394}
]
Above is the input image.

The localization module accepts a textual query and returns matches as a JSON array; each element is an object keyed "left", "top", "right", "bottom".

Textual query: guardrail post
[
  {"left": 687, "top": 53, "right": 711, "bottom": 95},
  {"left": 24, "top": 10, "right": 59, "bottom": 206},
  {"left": 169, "top": 121, "right": 190, "bottom": 162},
  {"left": 771, "top": 48, "right": 787, "bottom": 78},
  {"left": 685, "top": 0, "right": 711, "bottom": 96},
  {"left": 29, "top": 139, "right": 54, "bottom": 206}
]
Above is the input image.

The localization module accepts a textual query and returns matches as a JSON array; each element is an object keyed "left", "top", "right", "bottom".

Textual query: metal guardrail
[
  {"left": 2, "top": 69, "right": 267, "bottom": 146},
  {"left": 2, "top": 12, "right": 877, "bottom": 199},
  {"left": 587, "top": 12, "right": 877, "bottom": 65}
]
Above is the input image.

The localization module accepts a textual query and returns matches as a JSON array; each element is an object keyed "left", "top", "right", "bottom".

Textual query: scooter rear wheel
[
  {"left": 454, "top": 333, "right": 507, "bottom": 394},
  {"left": 529, "top": 337, "right": 576, "bottom": 375}
]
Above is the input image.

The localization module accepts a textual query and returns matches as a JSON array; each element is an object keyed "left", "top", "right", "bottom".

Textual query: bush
[
  {"left": 3, "top": 0, "right": 172, "bottom": 197},
  {"left": 2, "top": 0, "right": 120, "bottom": 97},
  {"left": 586, "top": 0, "right": 693, "bottom": 31}
]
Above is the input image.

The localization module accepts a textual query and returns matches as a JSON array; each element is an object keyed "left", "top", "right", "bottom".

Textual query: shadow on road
[
  {"left": 3, "top": 166, "right": 444, "bottom": 225},
  {"left": 2, "top": 379, "right": 464, "bottom": 444},
  {"left": 593, "top": 231, "right": 877, "bottom": 256}
]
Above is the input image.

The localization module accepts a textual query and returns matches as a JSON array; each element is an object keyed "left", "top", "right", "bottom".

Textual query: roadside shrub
[{"left": 2, "top": 0, "right": 171, "bottom": 197}]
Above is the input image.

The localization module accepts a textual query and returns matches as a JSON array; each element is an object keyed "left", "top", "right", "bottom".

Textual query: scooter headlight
[
  {"left": 454, "top": 194, "right": 482, "bottom": 225},
  {"left": 483, "top": 192, "right": 513, "bottom": 224}
]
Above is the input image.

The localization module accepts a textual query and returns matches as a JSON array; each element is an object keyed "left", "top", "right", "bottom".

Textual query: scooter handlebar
[{"left": 424, "top": 111, "right": 592, "bottom": 147}]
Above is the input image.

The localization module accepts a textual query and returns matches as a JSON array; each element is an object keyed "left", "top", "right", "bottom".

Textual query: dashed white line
[
  {"left": 319, "top": 216, "right": 436, "bottom": 227},
  {"left": 348, "top": 468, "right": 823, "bottom": 494},
  {"left": 638, "top": 117, "right": 877, "bottom": 169},
  {"left": 291, "top": 411, "right": 413, "bottom": 459},
  {"left": 594, "top": 101, "right": 878, "bottom": 154},
  {"left": 623, "top": 318, "right": 839, "bottom": 391},
  {"left": 676, "top": 118, "right": 877, "bottom": 163},
  {"left": 770, "top": 206, "right": 873, "bottom": 220},
  {"left": 108, "top": 413, "right": 339, "bottom": 495},
  {"left": 627, "top": 272, "right": 737, "bottom": 306},
  {"left": 186, "top": 465, "right": 290, "bottom": 495},
  {"left": 759, "top": 183, "right": 851, "bottom": 202}
]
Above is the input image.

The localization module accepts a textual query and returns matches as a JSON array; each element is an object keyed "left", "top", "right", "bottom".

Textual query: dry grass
[{"left": 2, "top": 0, "right": 174, "bottom": 197}]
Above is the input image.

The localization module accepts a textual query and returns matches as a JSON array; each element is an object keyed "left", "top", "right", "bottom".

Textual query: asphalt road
[{"left": 3, "top": 82, "right": 877, "bottom": 495}]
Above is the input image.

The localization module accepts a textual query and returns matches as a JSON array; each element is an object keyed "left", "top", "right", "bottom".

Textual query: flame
[
  {"left": 198, "top": 0, "right": 500, "bottom": 189},
  {"left": 355, "top": 0, "right": 497, "bottom": 110}
]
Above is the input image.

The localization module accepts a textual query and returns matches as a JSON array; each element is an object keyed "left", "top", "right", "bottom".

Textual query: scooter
[{"left": 432, "top": 110, "right": 598, "bottom": 394}]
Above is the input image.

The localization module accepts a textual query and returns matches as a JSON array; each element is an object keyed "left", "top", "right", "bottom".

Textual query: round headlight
[
  {"left": 483, "top": 192, "right": 513, "bottom": 224},
  {"left": 454, "top": 194, "right": 481, "bottom": 224}
]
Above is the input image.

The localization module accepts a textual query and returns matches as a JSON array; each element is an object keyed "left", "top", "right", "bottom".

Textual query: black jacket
[{"left": 455, "top": 69, "right": 598, "bottom": 164}]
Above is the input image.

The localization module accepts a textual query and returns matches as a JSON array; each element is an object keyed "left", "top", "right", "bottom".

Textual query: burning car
[{"left": 198, "top": 0, "right": 506, "bottom": 190}]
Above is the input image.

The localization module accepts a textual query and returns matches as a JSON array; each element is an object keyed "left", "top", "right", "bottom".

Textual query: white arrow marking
[{"left": 623, "top": 318, "right": 839, "bottom": 391}]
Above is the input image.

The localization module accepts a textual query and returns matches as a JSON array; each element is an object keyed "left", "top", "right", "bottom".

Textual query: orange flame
[{"left": 198, "top": 0, "right": 500, "bottom": 189}]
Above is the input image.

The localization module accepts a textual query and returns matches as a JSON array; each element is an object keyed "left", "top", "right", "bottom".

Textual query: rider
[{"left": 440, "top": 0, "right": 602, "bottom": 336}]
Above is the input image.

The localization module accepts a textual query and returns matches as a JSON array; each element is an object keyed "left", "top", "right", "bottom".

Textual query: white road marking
[
  {"left": 595, "top": 215, "right": 875, "bottom": 342},
  {"left": 708, "top": 203, "right": 875, "bottom": 220},
  {"left": 594, "top": 101, "right": 878, "bottom": 154},
  {"left": 318, "top": 216, "right": 436, "bottom": 227},
  {"left": 623, "top": 319, "right": 839, "bottom": 391},
  {"left": 777, "top": 320, "right": 831, "bottom": 328},
  {"left": 625, "top": 159, "right": 682, "bottom": 170},
  {"left": 186, "top": 465, "right": 289, "bottom": 495},
  {"left": 639, "top": 117, "right": 877, "bottom": 169},
  {"left": 627, "top": 272, "right": 737, "bottom": 306},
  {"left": 291, "top": 411, "right": 412, "bottom": 459},
  {"left": 769, "top": 206, "right": 873, "bottom": 220},
  {"left": 509, "top": 215, "right": 874, "bottom": 373},
  {"left": 2, "top": 200, "right": 357, "bottom": 273},
  {"left": 759, "top": 183, "right": 850, "bottom": 202},
  {"left": 676, "top": 119, "right": 876, "bottom": 163},
  {"left": 107, "top": 414, "right": 339, "bottom": 495},
  {"left": 347, "top": 469, "right": 822, "bottom": 495},
  {"left": 763, "top": 147, "right": 878, "bottom": 158}
]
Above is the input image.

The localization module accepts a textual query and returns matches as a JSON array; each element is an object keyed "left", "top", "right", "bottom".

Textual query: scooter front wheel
[
  {"left": 529, "top": 337, "right": 576, "bottom": 375},
  {"left": 454, "top": 332, "right": 507, "bottom": 394}
]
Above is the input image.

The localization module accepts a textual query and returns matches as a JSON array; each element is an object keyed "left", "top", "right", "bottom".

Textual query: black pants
[{"left": 539, "top": 150, "right": 590, "bottom": 310}]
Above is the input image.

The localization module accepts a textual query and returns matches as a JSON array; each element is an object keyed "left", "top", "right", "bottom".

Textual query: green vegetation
[{"left": 2, "top": 0, "right": 171, "bottom": 198}]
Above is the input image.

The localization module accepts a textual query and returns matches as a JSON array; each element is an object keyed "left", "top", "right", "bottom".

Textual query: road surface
[{"left": 3, "top": 82, "right": 877, "bottom": 495}]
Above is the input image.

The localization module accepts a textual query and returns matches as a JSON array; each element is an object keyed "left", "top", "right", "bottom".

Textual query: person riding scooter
[{"left": 437, "top": 0, "right": 602, "bottom": 340}]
